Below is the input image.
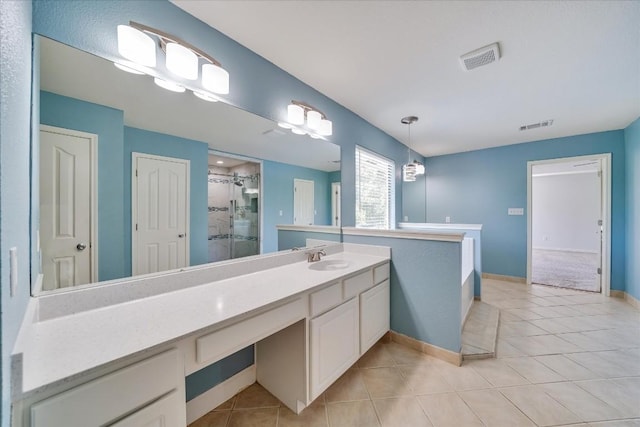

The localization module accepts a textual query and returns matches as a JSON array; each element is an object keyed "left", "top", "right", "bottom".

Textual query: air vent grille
[
  {"left": 460, "top": 42, "right": 500, "bottom": 71},
  {"left": 519, "top": 119, "right": 554, "bottom": 131}
]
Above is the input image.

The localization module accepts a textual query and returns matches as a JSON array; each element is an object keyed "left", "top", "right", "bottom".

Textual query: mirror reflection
[{"left": 35, "top": 36, "right": 340, "bottom": 294}]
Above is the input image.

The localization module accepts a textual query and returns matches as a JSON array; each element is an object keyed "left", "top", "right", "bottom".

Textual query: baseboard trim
[
  {"left": 389, "top": 330, "right": 462, "bottom": 366},
  {"left": 482, "top": 273, "right": 526, "bottom": 284},
  {"left": 611, "top": 290, "right": 640, "bottom": 309},
  {"left": 474, "top": 296, "right": 482, "bottom": 301},
  {"left": 186, "top": 365, "right": 256, "bottom": 424}
]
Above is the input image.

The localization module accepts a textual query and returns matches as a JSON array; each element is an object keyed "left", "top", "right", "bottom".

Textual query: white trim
[
  {"left": 532, "top": 170, "right": 598, "bottom": 178},
  {"left": 527, "top": 153, "right": 611, "bottom": 296},
  {"left": 186, "top": 365, "right": 256, "bottom": 424},
  {"left": 342, "top": 226, "right": 464, "bottom": 242},
  {"left": 398, "top": 222, "right": 483, "bottom": 231},
  {"left": 276, "top": 224, "right": 341, "bottom": 234},
  {"left": 39, "top": 125, "right": 99, "bottom": 284},
  {"left": 132, "top": 152, "right": 190, "bottom": 276}
]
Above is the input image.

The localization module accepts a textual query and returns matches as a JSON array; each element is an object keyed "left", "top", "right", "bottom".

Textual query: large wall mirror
[{"left": 33, "top": 35, "right": 341, "bottom": 295}]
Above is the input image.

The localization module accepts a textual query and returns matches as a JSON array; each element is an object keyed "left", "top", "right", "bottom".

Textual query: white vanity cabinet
[
  {"left": 309, "top": 297, "right": 360, "bottom": 400},
  {"left": 27, "top": 349, "right": 185, "bottom": 427}
]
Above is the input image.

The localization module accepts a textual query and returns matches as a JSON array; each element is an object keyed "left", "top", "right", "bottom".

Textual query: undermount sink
[{"left": 308, "top": 260, "right": 351, "bottom": 271}]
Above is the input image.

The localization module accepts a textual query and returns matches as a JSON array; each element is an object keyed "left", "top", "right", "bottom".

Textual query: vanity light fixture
[
  {"left": 153, "top": 77, "right": 185, "bottom": 93},
  {"left": 281, "top": 100, "right": 333, "bottom": 138},
  {"left": 193, "top": 91, "right": 219, "bottom": 102},
  {"left": 113, "top": 62, "right": 145, "bottom": 75},
  {"left": 115, "top": 21, "right": 230, "bottom": 94},
  {"left": 401, "top": 116, "right": 425, "bottom": 182}
]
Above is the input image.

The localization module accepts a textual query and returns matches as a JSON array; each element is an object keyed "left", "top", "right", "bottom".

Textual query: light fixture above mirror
[
  {"left": 115, "top": 21, "right": 230, "bottom": 97},
  {"left": 401, "top": 116, "right": 425, "bottom": 182},
  {"left": 279, "top": 100, "right": 333, "bottom": 138}
]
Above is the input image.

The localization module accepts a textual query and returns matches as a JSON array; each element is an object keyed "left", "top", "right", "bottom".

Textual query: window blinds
[{"left": 355, "top": 146, "right": 395, "bottom": 229}]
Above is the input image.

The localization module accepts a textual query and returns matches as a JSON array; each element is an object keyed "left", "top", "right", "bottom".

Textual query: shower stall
[{"left": 207, "top": 158, "right": 260, "bottom": 263}]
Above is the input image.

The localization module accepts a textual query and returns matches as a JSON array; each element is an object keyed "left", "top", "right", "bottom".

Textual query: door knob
[
  {"left": 76, "top": 243, "right": 87, "bottom": 251},
  {"left": 178, "top": 234, "right": 185, "bottom": 238}
]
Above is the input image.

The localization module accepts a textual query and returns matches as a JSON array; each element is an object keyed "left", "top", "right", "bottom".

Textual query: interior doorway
[
  {"left": 207, "top": 153, "right": 261, "bottom": 262},
  {"left": 527, "top": 154, "right": 611, "bottom": 295}
]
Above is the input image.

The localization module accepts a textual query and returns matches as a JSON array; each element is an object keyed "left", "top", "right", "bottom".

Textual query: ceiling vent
[
  {"left": 460, "top": 42, "right": 500, "bottom": 71},
  {"left": 519, "top": 119, "right": 554, "bottom": 131}
]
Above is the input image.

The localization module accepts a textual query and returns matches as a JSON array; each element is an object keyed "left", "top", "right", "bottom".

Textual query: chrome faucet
[{"left": 307, "top": 249, "right": 326, "bottom": 262}]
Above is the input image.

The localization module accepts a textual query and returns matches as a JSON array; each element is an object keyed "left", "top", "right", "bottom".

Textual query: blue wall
[
  {"left": 262, "top": 161, "right": 334, "bottom": 253},
  {"left": 425, "top": 131, "right": 627, "bottom": 290},
  {"left": 402, "top": 172, "right": 427, "bottom": 223},
  {"left": 124, "top": 127, "right": 209, "bottom": 274},
  {"left": 277, "top": 230, "right": 341, "bottom": 251},
  {"left": 625, "top": 118, "right": 640, "bottom": 300},
  {"left": 343, "top": 235, "right": 462, "bottom": 352},
  {"left": 0, "top": 1, "right": 32, "bottom": 424},
  {"left": 40, "top": 91, "right": 127, "bottom": 281}
]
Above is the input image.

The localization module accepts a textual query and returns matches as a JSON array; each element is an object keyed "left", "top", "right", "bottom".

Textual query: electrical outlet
[
  {"left": 445, "top": 216, "right": 451, "bottom": 223},
  {"left": 279, "top": 210, "right": 283, "bottom": 216},
  {"left": 403, "top": 216, "right": 409, "bottom": 222},
  {"left": 508, "top": 208, "right": 524, "bottom": 216}
]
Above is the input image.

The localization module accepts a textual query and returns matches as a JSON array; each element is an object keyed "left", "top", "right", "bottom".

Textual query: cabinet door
[
  {"left": 309, "top": 298, "right": 359, "bottom": 400},
  {"left": 360, "top": 280, "right": 390, "bottom": 354},
  {"left": 109, "top": 390, "right": 184, "bottom": 427}
]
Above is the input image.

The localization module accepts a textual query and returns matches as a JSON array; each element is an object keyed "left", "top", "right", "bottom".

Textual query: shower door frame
[{"left": 208, "top": 150, "right": 264, "bottom": 256}]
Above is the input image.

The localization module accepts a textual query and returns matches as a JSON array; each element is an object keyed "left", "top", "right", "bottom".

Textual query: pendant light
[{"left": 402, "top": 116, "right": 425, "bottom": 182}]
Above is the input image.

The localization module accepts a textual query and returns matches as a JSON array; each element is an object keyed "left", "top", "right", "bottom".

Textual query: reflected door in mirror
[
  {"left": 40, "top": 126, "right": 97, "bottom": 291},
  {"left": 133, "top": 154, "right": 189, "bottom": 275},
  {"left": 293, "top": 179, "right": 314, "bottom": 226}
]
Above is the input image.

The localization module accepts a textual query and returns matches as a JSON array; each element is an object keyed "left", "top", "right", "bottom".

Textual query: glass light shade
[
  {"left": 166, "top": 42, "right": 198, "bottom": 80},
  {"left": 291, "top": 127, "right": 306, "bottom": 135},
  {"left": 414, "top": 162, "right": 425, "bottom": 175},
  {"left": 202, "top": 63, "right": 230, "bottom": 94},
  {"left": 117, "top": 25, "right": 156, "bottom": 67},
  {"left": 318, "top": 119, "right": 333, "bottom": 136},
  {"left": 113, "top": 62, "right": 145, "bottom": 75},
  {"left": 309, "top": 133, "right": 322, "bottom": 139},
  {"left": 277, "top": 122, "right": 293, "bottom": 129},
  {"left": 307, "top": 110, "right": 322, "bottom": 130},
  {"left": 287, "top": 104, "right": 305, "bottom": 125},
  {"left": 403, "top": 163, "right": 417, "bottom": 182},
  {"left": 193, "top": 91, "right": 219, "bottom": 102},
  {"left": 154, "top": 77, "right": 185, "bottom": 93}
]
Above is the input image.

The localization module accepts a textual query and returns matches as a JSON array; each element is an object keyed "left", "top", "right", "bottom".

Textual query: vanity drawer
[
  {"left": 310, "top": 282, "right": 342, "bottom": 317},
  {"left": 343, "top": 270, "right": 373, "bottom": 299},
  {"left": 374, "top": 263, "right": 390, "bottom": 284},
  {"left": 30, "top": 349, "right": 182, "bottom": 427},
  {"left": 196, "top": 297, "right": 306, "bottom": 365}
]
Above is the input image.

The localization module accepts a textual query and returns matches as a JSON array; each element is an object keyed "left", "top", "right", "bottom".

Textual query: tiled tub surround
[{"left": 11, "top": 243, "right": 389, "bottom": 425}]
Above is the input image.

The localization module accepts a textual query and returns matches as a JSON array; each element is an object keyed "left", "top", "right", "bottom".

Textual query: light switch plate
[{"left": 508, "top": 208, "right": 524, "bottom": 216}]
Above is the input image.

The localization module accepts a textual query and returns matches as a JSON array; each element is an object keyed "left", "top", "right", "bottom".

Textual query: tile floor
[{"left": 190, "top": 278, "right": 640, "bottom": 427}]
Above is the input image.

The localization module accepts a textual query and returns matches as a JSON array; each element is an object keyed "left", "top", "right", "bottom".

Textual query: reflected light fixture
[
  {"left": 115, "top": 21, "right": 230, "bottom": 95},
  {"left": 153, "top": 77, "right": 185, "bottom": 93},
  {"left": 283, "top": 100, "right": 333, "bottom": 138},
  {"left": 401, "top": 116, "right": 425, "bottom": 182},
  {"left": 193, "top": 91, "right": 219, "bottom": 102}
]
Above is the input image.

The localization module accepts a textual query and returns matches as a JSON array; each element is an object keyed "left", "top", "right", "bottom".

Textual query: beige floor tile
[
  {"left": 499, "top": 320, "right": 550, "bottom": 337},
  {"left": 324, "top": 368, "right": 370, "bottom": 403},
  {"left": 278, "top": 400, "right": 328, "bottom": 427},
  {"left": 565, "top": 352, "right": 626, "bottom": 379},
  {"left": 385, "top": 342, "right": 431, "bottom": 365},
  {"left": 360, "top": 366, "right": 413, "bottom": 398},
  {"left": 502, "top": 356, "right": 566, "bottom": 383},
  {"left": 528, "top": 317, "right": 576, "bottom": 334},
  {"left": 499, "top": 310, "right": 524, "bottom": 322},
  {"left": 575, "top": 378, "right": 640, "bottom": 418},
  {"left": 213, "top": 396, "right": 236, "bottom": 411},
  {"left": 556, "top": 332, "right": 618, "bottom": 352},
  {"left": 431, "top": 361, "right": 492, "bottom": 391},
  {"left": 503, "top": 308, "right": 544, "bottom": 321},
  {"left": 233, "top": 383, "right": 280, "bottom": 409},
  {"left": 372, "top": 397, "right": 434, "bottom": 427},
  {"left": 190, "top": 410, "right": 230, "bottom": 427},
  {"left": 589, "top": 420, "right": 640, "bottom": 426},
  {"left": 458, "top": 389, "right": 536, "bottom": 426},
  {"left": 503, "top": 334, "right": 583, "bottom": 356},
  {"left": 399, "top": 363, "right": 455, "bottom": 394},
  {"left": 499, "top": 384, "right": 582, "bottom": 426},
  {"left": 496, "top": 339, "right": 527, "bottom": 358},
  {"left": 326, "top": 400, "right": 381, "bottom": 427},
  {"left": 535, "top": 354, "right": 600, "bottom": 380},
  {"left": 590, "top": 350, "right": 640, "bottom": 376},
  {"left": 417, "top": 392, "right": 484, "bottom": 427},
  {"left": 467, "top": 358, "right": 529, "bottom": 387},
  {"left": 227, "top": 408, "right": 278, "bottom": 427},
  {"left": 357, "top": 343, "right": 396, "bottom": 368},
  {"left": 541, "top": 381, "right": 626, "bottom": 422}
]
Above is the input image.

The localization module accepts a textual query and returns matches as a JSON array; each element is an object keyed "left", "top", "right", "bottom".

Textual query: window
[{"left": 355, "top": 146, "right": 395, "bottom": 229}]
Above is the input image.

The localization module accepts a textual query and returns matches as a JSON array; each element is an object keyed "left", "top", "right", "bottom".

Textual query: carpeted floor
[{"left": 531, "top": 248, "right": 600, "bottom": 292}]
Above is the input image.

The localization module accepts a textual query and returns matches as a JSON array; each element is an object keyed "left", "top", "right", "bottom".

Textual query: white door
[
  {"left": 331, "top": 182, "right": 341, "bottom": 227},
  {"left": 39, "top": 126, "right": 97, "bottom": 291},
  {"left": 133, "top": 153, "right": 189, "bottom": 276},
  {"left": 293, "top": 179, "right": 314, "bottom": 225}
]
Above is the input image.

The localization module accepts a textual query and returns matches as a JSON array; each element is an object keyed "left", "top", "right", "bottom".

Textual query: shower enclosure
[{"left": 207, "top": 161, "right": 260, "bottom": 263}]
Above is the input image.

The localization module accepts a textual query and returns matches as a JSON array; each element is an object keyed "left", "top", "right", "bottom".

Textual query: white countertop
[{"left": 13, "top": 247, "right": 388, "bottom": 396}]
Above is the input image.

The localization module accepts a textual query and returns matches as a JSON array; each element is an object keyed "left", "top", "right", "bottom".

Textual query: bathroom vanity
[{"left": 11, "top": 243, "right": 390, "bottom": 426}]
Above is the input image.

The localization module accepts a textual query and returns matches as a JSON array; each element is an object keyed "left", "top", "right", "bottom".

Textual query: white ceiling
[
  {"left": 39, "top": 37, "right": 340, "bottom": 172},
  {"left": 172, "top": 0, "right": 640, "bottom": 157}
]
